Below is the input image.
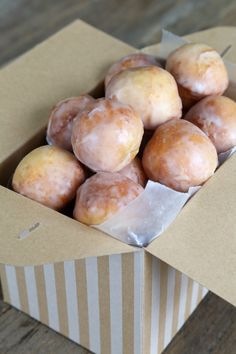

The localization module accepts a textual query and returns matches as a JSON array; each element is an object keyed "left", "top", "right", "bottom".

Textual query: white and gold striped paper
[
  {"left": 143, "top": 255, "right": 208, "bottom": 354},
  {"left": 0, "top": 251, "right": 207, "bottom": 354}
]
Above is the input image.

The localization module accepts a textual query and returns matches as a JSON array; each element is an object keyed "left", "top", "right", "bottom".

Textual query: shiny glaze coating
[
  {"left": 142, "top": 119, "right": 218, "bottom": 192},
  {"left": 71, "top": 98, "right": 144, "bottom": 172},
  {"left": 166, "top": 43, "right": 228, "bottom": 109},
  {"left": 185, "top": 96, "right": 236, "bottom": 153},
  {"left": 47, "top": 95, "right": 95, "bottom": 150},
  {"left": 106, "top": 66, "right": 182, "bottom": 130},
  {"left": 105, "top": 52, "right": 160, "bottom": 87},
  {"left": 73, "top": 172, "right": 143, "bottom": 225},
  {"left": 12, "top": 145, "right": 86, "bottom": 210},
  {"left": 119, "top": 157, "right": 147, "bottom": 187}
]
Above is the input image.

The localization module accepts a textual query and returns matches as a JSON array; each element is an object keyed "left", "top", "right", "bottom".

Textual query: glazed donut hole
[
  {"left": 46, "top": 94, "right": 95, "bottom": 151},
  {"left": 71, "top": 97, "right": 144, "bottom": 172},
  {"left": 166, "top": 43, "right": 229, "bottom": 109},
  {"left": 184, "top": 96, "right": 236, "bottom": 153},
  {"left": 106, "top": 65, "right": 182, "bottom": 130},
  {"left": 142, "top": 119, "right": 218, "bottom": 192},
  {"left": 73, "top": 172, "right": 144, "bottom": 225},
  {"left": 118, "top": 157, "right": 147, "bottom": 187},
  {"left": 12, "top": 145, "right": 86, "bottom": 210},
  {"left": 105, "top": 53, "right": 161, "bottom": 88}
]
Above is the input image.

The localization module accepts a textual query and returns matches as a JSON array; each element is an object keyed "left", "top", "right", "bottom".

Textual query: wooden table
[{"left": 1, "top": 1, "right": 236, "bottom": 353}]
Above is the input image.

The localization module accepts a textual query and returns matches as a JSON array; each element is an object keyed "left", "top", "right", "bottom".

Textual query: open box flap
[
  {"left": 146, "top": 153, "right": 236, "bottom": 306},
  {"left": 0, "top": 186, "right": 136, "bottom": 266},
  {"left": 0, "top": 19, "right": 134, "bottom": 169}
]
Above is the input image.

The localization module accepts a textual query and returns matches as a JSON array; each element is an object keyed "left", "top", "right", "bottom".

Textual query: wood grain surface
[{"left": 0, "top": 0, "right": 236, "bottom": 353}]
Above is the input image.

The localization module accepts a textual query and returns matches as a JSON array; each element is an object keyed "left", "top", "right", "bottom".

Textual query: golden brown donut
[
  {"left": 46, "top": 95, "right": 95, "bottom": 150},
  {"left": 119, "top": 157, "right": 147, "bottom": 187},
  {"left": 184, "top": 96, "right": 236, "bottom": 153},
  {"left": 142, "top": 119, "right": 218, "bottom": 192},
  {"left": 105, "top": 53, "right": 160, "bottom": 87},
  {"left": 73, "top": 172, "right": 143, "bottom": 225},
  {"left": 12, "top": 145, "right": 86, "bottom": 210},
  {"left": 166, "top": 43, "right": 229, "bottom": 109},
  {"left": 71, "top": 97, "right": 144, "bottom": 172},
  {"left": 106, "top": 66, "right": 182, "bottom": 130}
]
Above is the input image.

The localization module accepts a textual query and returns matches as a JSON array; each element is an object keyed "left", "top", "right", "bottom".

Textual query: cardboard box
[{"left": 0, "top": 20, "right": 235, "bottom": 354}]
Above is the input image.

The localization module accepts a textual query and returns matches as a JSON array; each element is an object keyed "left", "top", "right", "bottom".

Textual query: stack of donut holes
[{"left": 13, "top": 44, "right": 236, "bottom": 226}]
